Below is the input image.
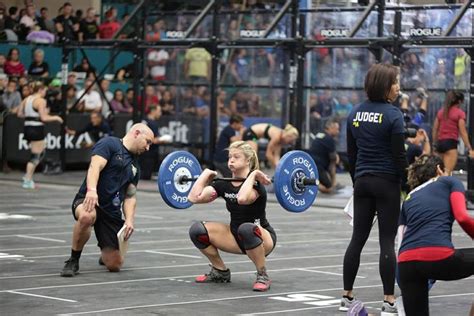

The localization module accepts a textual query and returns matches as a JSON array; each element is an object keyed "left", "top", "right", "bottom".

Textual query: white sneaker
[
  {"left": 22, "top": 179, "right": 35, "bottom": 189},
  {"left": 339, "top": 296, "right": 355, "bottom": 312},
  {"left": 381, "top": 300, "right": 398, "bottom": 315}
]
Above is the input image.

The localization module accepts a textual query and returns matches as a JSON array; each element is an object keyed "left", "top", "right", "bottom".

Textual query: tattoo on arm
[{"left": 125, "top": 185, "right": 137, "bottom": 198}]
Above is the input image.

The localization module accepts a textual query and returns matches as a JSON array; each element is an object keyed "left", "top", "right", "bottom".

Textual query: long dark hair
[
  {"left": 407, "top": 155, "right": 444, "bottom": 190},
  {"left": 443, "top": 90, "right": 464, "bottom": 119}
]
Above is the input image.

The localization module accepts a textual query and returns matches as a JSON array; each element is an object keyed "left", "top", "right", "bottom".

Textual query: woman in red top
[
  {"left": 432, "top": 91, "right": 474, "bottom": 174},
  {"left": 4, "top": 48, "right": 26, "bottom": 77}
]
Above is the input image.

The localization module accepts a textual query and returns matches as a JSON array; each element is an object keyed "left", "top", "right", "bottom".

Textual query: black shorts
[
  {"left": 231, "top": 223, "right": 277, "bottom": 256},
  {"left": 71, "top": 195, "right": 125, "bottom": 251},
  {"left": 317, "top": 165, "right": 332, "bottom": 188},
  {"left": 242, "top": 129, "right": 258, "bottom": 142},
  {"left": 436, "top": 139, "right": 458, "bottom": 153},
  {"left": 24, "top": 125, "right": 45, "bottom": 142}
]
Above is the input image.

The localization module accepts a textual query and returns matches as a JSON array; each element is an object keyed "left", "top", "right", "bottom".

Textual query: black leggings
[
  {"left": 398, "top": 248, "right": 474, "bottom": 316},
  {"left": 343, "top": 175, "right": 401, "bottom": 295}
]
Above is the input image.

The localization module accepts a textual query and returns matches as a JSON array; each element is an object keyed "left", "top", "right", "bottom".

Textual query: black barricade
[{"left": 3, "top": 113, "right": 205, "bottom": 164}]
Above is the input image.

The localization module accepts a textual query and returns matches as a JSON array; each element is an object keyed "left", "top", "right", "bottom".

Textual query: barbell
[{"left": 157, "top": 150, "right": 320, "bottom": 213}]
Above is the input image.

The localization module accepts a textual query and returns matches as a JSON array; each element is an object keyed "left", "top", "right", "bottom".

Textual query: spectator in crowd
[
  {"left": 75, "top": 9, "right": 83, "bottom": 22},
  {"left": 45, "top": 79, "right": 62, "bottom": 114},
  {"left": 98, "top": 78, "right": 113, "bottom": 117},
  {"left": 73, "top": 58, "right": 96, "bottom": 78},
  {"left": 147, "top": 48, "right": 169, "bottom": 81},
  {"left": 193, "top": 86, "right": 210, "bottom": 118},
  {"left": 139, "top": 84, "right": 159, "bottom": 113},
  {"left": 159, "top": 90, "right": 175, "bottom": 116},
  {"left": 5, "top": 7, "right": 19, "bottom": 31},
  {"left": 146, "top": 19, "right": 166, "bottom": 41},
  {"left": 37, "top": 7, "right": 55, "bottom": 33},
  {"left": 66, "top": 112, "right": 112, "bottom": 147},
  {"left": 184, "top": 47, "right": 211, "bottom": 83},
  {"left": 0, "top": 54, "right": 6, "bottom": 74},
  {"left": 110, "top": 89, "right": 132, "bottom": 113},
  {"left": 4, "top": 48, "right": 26, "bottom": 77},
  {"left": 217, "top": 89, "right": 232, "bottom": 117},
  {"left": 67, "top": 72, "right": 78, "bottom": 89},
  {"left": 115, "top": 63, "right": 134, "bottom": 81},
  {"left": 229, "top": 91, "right": 259, "bottom": 117},
  {"left": 19, "top": 4, "right": 37, "bottom": 37},
  {"left": 308, "top": 119, "right": 342, "bottom": 194},
  {"left": 79, "top": 8, "right": 99, "bottom": 41},
  {"left": 334, "top": 96, "right": 353, "bottom": 118},
  {"left": 98, "top": 9, "right": 120, "bottom": 39},
  {"left": 2, "top": 79, "right": 21, "bottom": 113},
  {"left": 213, "top": 114, "right": 245, "bottom": 177},
  {"left": 432, "top": 91, "right": 474, "bottom": 175},
  {"left": 55, "top": 2, "right": 79, "bottom": 42},
  {"left": 454, "top": 48, "right": 470, "bottom": 90},
  {"left": 20, "top": 82, "right": 31, "bottom": 99},
  {"left": 28, "top": 49, "right": 49, "bottom": 78},
  {"left": 139, "top": 105, "right": 170, "bottom": 180},
  {"left": 76, "top": 78, "right": 102, "bottom": 113},
  {"left": 65, "top": 84, "right": 78, "bottom": 112},
  {"left": 251, "top": 48, "right": 275, "bottom": 86},
  {"left": 124, "top": 88, "right": 134, "bottom": 110},
  {"left": 230, "top": 49, "right": 250, "bottom": 84}
]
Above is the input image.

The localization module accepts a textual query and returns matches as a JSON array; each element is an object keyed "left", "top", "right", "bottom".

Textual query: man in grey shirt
[{"left": 2, "top": 79, "right": 22, "bottom": 113}]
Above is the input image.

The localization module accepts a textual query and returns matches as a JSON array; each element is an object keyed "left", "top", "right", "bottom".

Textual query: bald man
[{"left": 61, "top": 124, "right": 154, "bottom": 277}]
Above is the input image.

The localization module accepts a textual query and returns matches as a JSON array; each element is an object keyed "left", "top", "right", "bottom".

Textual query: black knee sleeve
[
  {"left": 30, "top": 151, "right": 45, "bottom": 166},
  {"left": 189, "top": 221, "right": 211, "bottom": 249},
  {"left": 237, "top": 223, "right": 263, "bottom": 250}
]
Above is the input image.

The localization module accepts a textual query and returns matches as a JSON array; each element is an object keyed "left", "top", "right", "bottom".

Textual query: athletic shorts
[
  {"left": 71, "top": 195, "right": 125, "bottom": 251},
  {"left": 242, "top": 129, "right": 258, "bottom": 142},
  {"left": 436, "top": 139, "right": 458, "bottom": 153},
  {"left": 24, "top": 125, "right": 45, "bottom": 142},
  {"left": 231, "top": 223, "right": 277, "bottom": 256}
]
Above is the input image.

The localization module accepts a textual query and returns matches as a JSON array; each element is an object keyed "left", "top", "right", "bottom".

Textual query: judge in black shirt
[
  {"left": 66, "top": 112, "right": 112, "bottom": 146},
  {"left": 340, "top": 64, "right": 408, "bottom": 313}
]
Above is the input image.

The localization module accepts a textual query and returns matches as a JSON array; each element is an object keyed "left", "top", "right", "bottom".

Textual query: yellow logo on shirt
[{"left": 353, "top": 112, "right": 383, "bottom": 127}]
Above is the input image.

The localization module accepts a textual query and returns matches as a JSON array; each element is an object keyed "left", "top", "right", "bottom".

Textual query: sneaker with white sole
[
  {"left": 339, "top": 295, "right": 355, "bottom": 312},
  {"left": 22, "top": 179, "right": 35, "bottom": 189},
  {"left": 381, "top": 300, "right": 398, "bottom": 315}
]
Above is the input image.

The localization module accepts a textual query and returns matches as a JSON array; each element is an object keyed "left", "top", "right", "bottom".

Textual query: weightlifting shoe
[
  {"left": 60, "top": 258, "right": 79, "bottom": 277},
  {"left": 253, "top": 271, "right": 271, "bottom": 292},
  {"left": 195, "top": 265, "right": 231, "bottom": 283}
]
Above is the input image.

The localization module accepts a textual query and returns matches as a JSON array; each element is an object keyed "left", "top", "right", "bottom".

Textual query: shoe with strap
[
  {"left": 60, "top": 258, "right": 79, "bottom": 277},
  {"left": 381, "top": 300, "right": 398, "bottom": 316},
  {"left": 195, "top": 265, "right": 231, "bottom": 283},
  {"left": 253, "top": 271, "right": 271, "bottom": 292}
]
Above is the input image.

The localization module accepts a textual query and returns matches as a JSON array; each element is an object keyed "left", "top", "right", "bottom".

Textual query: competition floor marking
[
  {"left": 7, "top": 291, "right": 78, "bottom": 303},
  {"left": 0, "top": 213, "right": 34, "bottom": 220},
  {"left": 16, "top": 235, "right": 66, "bottom": 243},
  {"left": 145, "top": 250, "right": 202, "bottom": 259},
  {"left": 56, "top": 285, "right": 384, "bottom": 315},
  {"left": 0, "top": 252, "right": 24, "bottom": 259},
  {"left": 0, "top": 262, "right": 379, "bottom": 281},
  {"left": 297, "top": 268, "right": 366, "bottom": 278}
]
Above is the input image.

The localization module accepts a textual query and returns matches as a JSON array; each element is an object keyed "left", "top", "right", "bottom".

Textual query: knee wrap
[
  {"left": 237, "top": 223, "right": 263, "bottom": 250},
  {"left": 30, "top": 151, "right": 45, "bottom": 166},
  {"left": 189, "top": 221, "right": 210, "bottom": 249}
]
